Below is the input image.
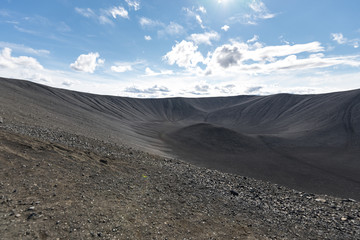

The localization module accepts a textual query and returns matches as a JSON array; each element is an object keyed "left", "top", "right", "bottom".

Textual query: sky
[{"left": 1, "top": 0, "right": 360, "bottom": 98}]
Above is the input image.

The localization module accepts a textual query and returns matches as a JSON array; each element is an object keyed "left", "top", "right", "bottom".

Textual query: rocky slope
[{"left": 1, "top": 123, "right": 359, "bottom": 239}]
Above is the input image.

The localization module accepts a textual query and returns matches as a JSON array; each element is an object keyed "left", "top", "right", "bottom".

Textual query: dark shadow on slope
[{"left": 162, "top": 123, "right": 360, "bottom": 200}]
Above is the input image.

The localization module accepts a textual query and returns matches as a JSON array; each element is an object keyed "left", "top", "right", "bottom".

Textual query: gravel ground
[{"left": 1, "top": 122, "right": 359, "bottom": 239}]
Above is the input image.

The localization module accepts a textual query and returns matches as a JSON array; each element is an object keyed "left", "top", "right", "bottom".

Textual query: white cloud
[
  {"left": 163, "top": 40, "right": 204, "bottom": 69},
  {"left": 0, "top": 47, "right": 44, "bottom": 70},
  {"left": 144, "top": 67, "right": 173, "bottom": 76},
  {"left": 124, "top": 85, "right": 170, "bottom": 94},
  {"left": 145, "top": 67, "right": 156, "bottom": 75},
  {"left": 279, "top": 35, "right": 290, "bottom": 45},
  {"left": 204, "top": 40, "right": 360, "bottom": 75},
  {"left": 187, "top": 31, "right": 220, "bottom": 45},
  {"left": 249, "top": 0, "right": 275, "bottom": 19},
  {"left": 125, "top": 0, "right": 140, "bottom": 11},
  {"left": 70, "top": 52, "right": 104, "bottom": 73},
  {"left": 331, "top": 33, "right": 347, "bottom": 44},
  {"left": 75, "top": 6, "right": 129, "bottom": 25},
  {"left": 229, "top": 0, "right": 275, "bottom": 25},
  {"left": 14, "top": 25, "right": 38, "bottom": 35},
  {"left": 165, "top": 22, "right": 185, "bottom": 36},
  {"left": 163, "top": 37, "right": 360, "bottom": 86},
  {"left": 75, "top": 7, "right": 96, "bottom": 18},
  {"left": 139, "top": 18, "right": 184, "bottom": 38},
  {"left": 331, "top": 33, "right": 359, "bottom": 48},
  {"left": 247, "top": 35, "right": 259, "bottom": 43},
  {"left": 144, "top": 35, "right": 152, "bottom": 41},
  {"left": 197, "top": 6, "right": 207, "bottom": 14},
  {"left": 0, "top": 47, "right": 54, "bottom": 84},
  {"left": 109, "top": 6, "right": 129, "bottom": 19},
  {"left": 246, "top": 86, "right": 263, "bottom": 94},
  {"left": 75, "top": 7, "right": 113, "bottom": 25},
  {"left": 139, "top": 17, "right": 163, "bottom": 27},
  {"left": 0, "top": 42, "right": 50, "bottom": 56},
  {"left": 183, "top": 7, "right": 206, "bottom": 29},
  {"left": 209, "top": 44, "right": 243, "bottom": 69},
  {"left": 195, "top": 84, "right": 210, "bottom": 92},
  {"left": 196, "top": 15, "right": 203, "bottom": 26},
  {"left": 159, "top": 22, "right": 185, "bottom": 37},
  {"left": 2, "top": 45, "right": 359, "bottom": 98},
  {"left": 62, "top": 79, "right": 76, "bottom": 87},
  {"left": 98, "top": 15, "right": 113, "bottom": 25},
  {"left": 111, "top": 64, "right": 132, "bottom": 73},
  {"left": 215, "top": 84, "right": 236, "bottom": 94},
  {"left": 247, "top": 41, "right": 324, "bottom": 62},
  {"left": 221, "top": 25, "right": 230, "bottom": 32}
]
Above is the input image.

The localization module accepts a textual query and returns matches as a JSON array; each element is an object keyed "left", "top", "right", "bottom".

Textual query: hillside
[
  {"left": 1, "top": 77, "right": 360, "bottom": 200},
  {"left": 1, "top": 77, "right": 360, "bottom": 239}
]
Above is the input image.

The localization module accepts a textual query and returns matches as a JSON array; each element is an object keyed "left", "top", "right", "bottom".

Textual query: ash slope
[{"left": 1, "top": 77, "right": 360, "bottom": 199}]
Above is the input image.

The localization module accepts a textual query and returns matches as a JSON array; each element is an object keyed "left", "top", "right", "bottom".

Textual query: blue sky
[{"left": 1, "top": 0, "right": 360, "bottom": 97}]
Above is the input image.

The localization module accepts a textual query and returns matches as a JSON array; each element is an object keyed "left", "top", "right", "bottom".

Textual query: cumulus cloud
[
  {"left": 111, "top": 64, "right": 132, "bottom": 73},
  {"left": 187, "top": 31, "right": 220, "bottom": 45},
  {"left": 144, "top": 35, "right": 152, "bottom": 41},
  {"left": 109, "top": 6, "right": 129, "bottom": 19},
  {"left": 125, "top": 0, "right": 140, "bottom": 11},
  {"left": 213, "top": 44, "right": 243, "bottom": 68},
  {"left": 163, "top": 40, "right": 204, "bottom": 69},
  {"left": 70, "top": 52, "right": 104, "bottom": 73},
  {"left": 331, "top": 33, "right": 359, "bottom": 48},
  {"left": 0, "top": 47, "right": 44, "bottom": 70},
  {"left": 221, "top": 25, "right": 230, "bottom": 31},
  {"left": 0, "top": 47, "right": 53, "bottom": 84}
]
